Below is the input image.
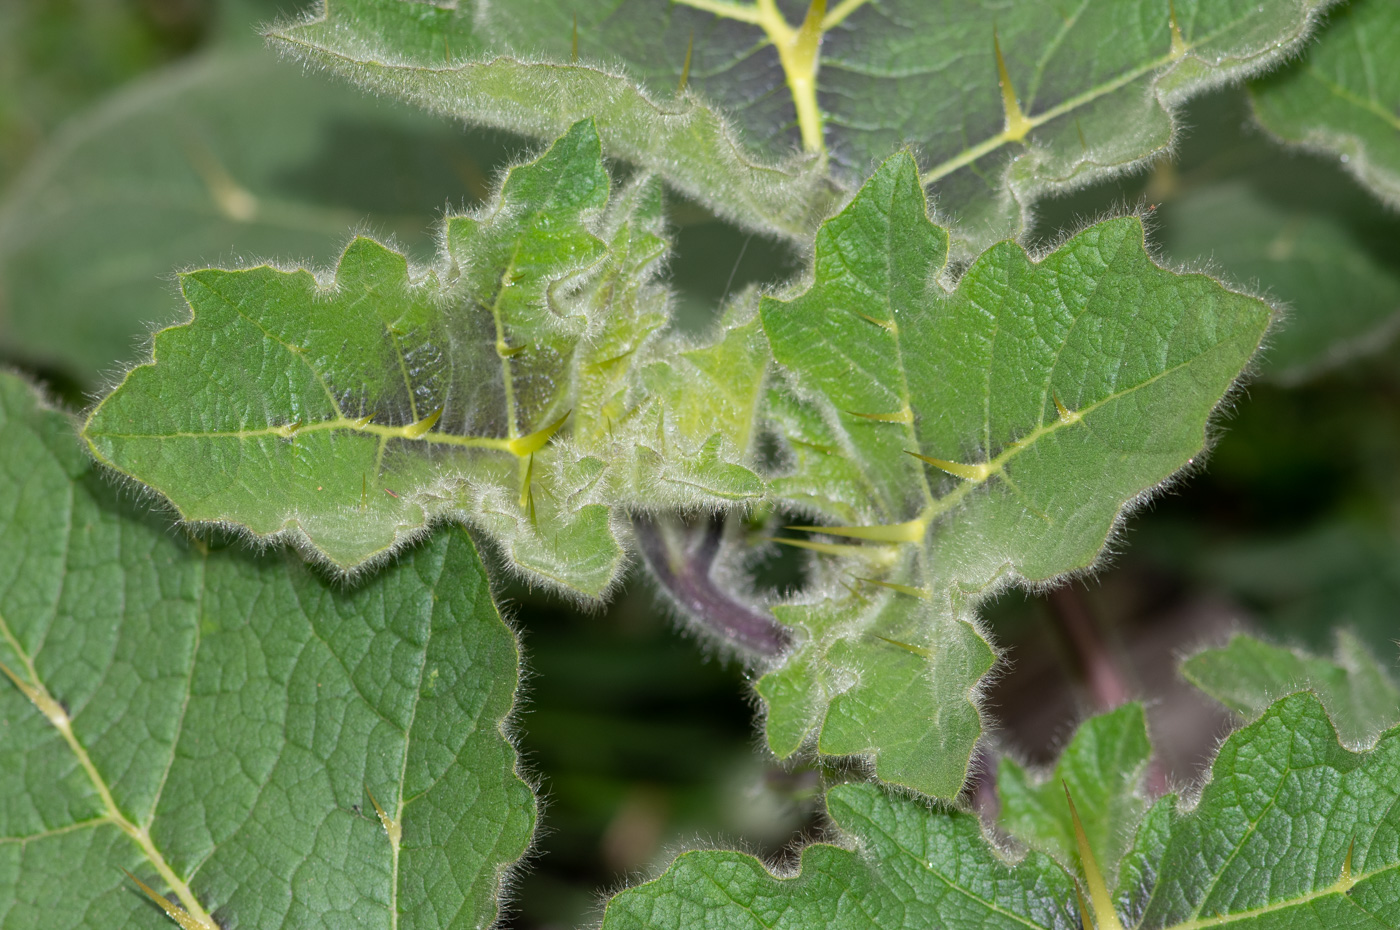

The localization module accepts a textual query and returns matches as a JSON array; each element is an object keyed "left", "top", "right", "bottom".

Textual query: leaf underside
[
  {"left": 268, "top": 0, "right": 1332, "bottom": 251},
  {"left": 0, "top": 371, "right": 534, "bottom": 929}
]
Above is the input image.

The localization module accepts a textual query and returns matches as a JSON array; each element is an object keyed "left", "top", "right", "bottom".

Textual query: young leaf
[
  {"left": 0, "top": 47, "right": 497, "bottom": 381},
  {"left": 1252, "top": 0, "right": 1400, "bottom": 209},
  {"left": 81, "top": 121, "right": 704, "bottom": 597},
  {"left": 1184, "top": 631, "right": 1400, "bottom": 745},
  {"left": 999, "top": 703, "right": 1152, "bottom": 886},
  {"left": 604, "top": 692, "right": 1400, "bottom": 930},
  {"left": 754, "top": 151, "right": 1268, "bottom": 796},
  {"left": 0, "top": 371, "right": 534, "bottom": 929},
  {"left": 267, "top": 0, "right": 839, "bottom": 242},
  {"left": 756, "top": 594, "right": 995, "bottom": 799},
  {"left": 764, "top": 150, "right": 1272, "bottom": 594}
]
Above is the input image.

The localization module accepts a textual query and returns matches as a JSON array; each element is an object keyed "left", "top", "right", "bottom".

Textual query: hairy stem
[
  {"left": 1046, "top": 584, "right": 1131, "bottom": 710},
  {"left": 632, "top": 514, "right": 791, "bottom": 658}
]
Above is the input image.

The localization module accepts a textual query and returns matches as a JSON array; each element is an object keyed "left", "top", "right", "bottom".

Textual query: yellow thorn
[
  {"left": 994, "top": 29, "right": 1032, "bottom": 142},
  {"left": 349, "top": 412, "right": 375, "bottom": 430},
  {"left": 770, "top": 537, "right": 881, "bottom": 558},
  {"left": 1075, "top": 118, "right": 1088, "bottom": 151},
  {"left": 1341, "top": 836, "right": 1356, "bottom": 886},
  {"left": 859, "top": 313, "right": 898, "bottom": 333},
  {"left": 1052, "top": 395, "right": 1081, "bottom": 425},
  {"left": 1169, "top": 0, "right": 1187, "bottom": 58},
  {"left": 497, "top": 342, "right": 527, "bottom": 358},
  {"left": 856, "top": 577, "right": 931, "bottom": 600},
  {"left": 1065, "top": 784, "right": 1125, "bottom": 930},
  {"left": 519, "top": 453, "right": 535, "bottom": 510},
  {"left": 1075, "top": 883, "right": 1094, "bottom": 930},
  {"left": 679, "top": 31, "right": 694, "bottom": 94},
  {"left": 907, "top": 450, "right": 995, "bottom": 482},
  {"left": 122, "top": 870, "right": 215, "bottom": 930},
  {"left": 872, "top": 634, "right": 933, "bottom": 658},
  {"left": 785, "top": 519, "right": 926, "bottom": 543},
  {"left": 508, "top": 410, "right": 571, "bottom": 458},
  {"left": 275, "top": 420, "right": 303, "bottom": 439},
  {"left": 402, "top": 406, "right": 443, "bottom": 439},
  {"left": 572, "top": 14, "right": 579, "bottom": 62},
  {"left": 846, "top": 406, "right": 914, "bottom": 424},
  {"left": 365, "top": 788, "right": 402, "bottom": 847},
  {"left": 361, "top": 474, "right": 367, "bottom": 510}
]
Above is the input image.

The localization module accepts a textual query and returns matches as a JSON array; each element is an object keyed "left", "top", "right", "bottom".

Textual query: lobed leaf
[
  {"left": 0, "top": 370, "right": 535, "bottom": 929},
  {"left": 754, "top": 151, "right": 1270, "bottom": 796},
  {"left": 81, "top": 121, "right": 763, "bottom": 597},
  {"left": 604, "top": 692, "right": 1400, "bottom": 930},
  {"left": 999, "top": 703, "right": 1152, "bottom": 887},
  {"left": 1184, "top": 631, "right": 1400, "bottom": 746},
  {"left": 267, "top": 0, "right": 839, "bottom": 242},
  {"left": 268, "top": 0, "right": 1332, "bottom": 251},
  {"left": 1252, "top": 0, "right": 1400, "bottom": 210}
]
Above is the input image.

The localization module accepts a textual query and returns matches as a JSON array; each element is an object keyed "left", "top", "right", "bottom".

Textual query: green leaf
[
  {"left": 0, "top": 370, "right": 534, "bottom": 929},
  {"left": 823, "top": 0, "right": 1335, "bottom": 251},
  {"left": 601, "top": 780, "right": 1080, "bottom": 930},
  {"left": 1252, "top": 0, "right": 1400, "bottom": 210},
  {"left": 1151, "top": 94, "right": 1400, "bottom": 383},
  {"left": 603, "top": 693, "right": 1400, "bottom": 930},
  {"left": 267, "top": 0, "right": 838, "bottom": 242},
  {"left": 81, "top": 122, "right": 652, "bottom": 595},
  {"left": 1184, "top": 631, "right": 1400, "bottom": 746},
  {"left": 999, "top": 703, "right": 1152, "bottom": 886},
  {"left": 753, "top": 152, "right": 1269, "bottom": 796},
  {"left": 0, "top": 47, "right": 503, "bottom": 381},
  {"left": 1140, "top": 692, "right": 1400, "bottom": 927},
  {"left": 268, "top": 0, "right": 1331, "bottom": 250},
  {"left": 756, "top": 596, "right": 995, "bottom": 798}
]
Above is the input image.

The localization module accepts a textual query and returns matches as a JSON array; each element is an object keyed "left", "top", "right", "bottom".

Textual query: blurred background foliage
[{"left": 1, "top": 2, "right": 1397, "bottom": 928}]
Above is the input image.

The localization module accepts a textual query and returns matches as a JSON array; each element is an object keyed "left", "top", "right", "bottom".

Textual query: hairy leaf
[
  {"left": 823, "top": 0, "right": 1334, "bottom": 251},
  {"left": 268, "top": 0, "right": 1330, "bottom": 251},
  {"left": 81, "top": 121, "right": 760, "bottom": 596},
  {"left": 1184, "top": 631, "right": 1400, "bottom": 745},
  {"left": 267, "top": 0, "right": 838, "bottom": 242},
  {"left": 604, "top": 693, "right": 1400, "bottom": 930},
  {"left": 0, "top": 46, "right": 513, "bottom": 381},
  {"left": 1252, "top": 0, "right": 1400, "bottom": 209},
  {"left": 0, "top": 371, "right": 534, "bottom": 929},
  {"left": 754, "top": 152, "right": 1269, "bottom": 795},
  {"left": 999, "top": 703, "right": 1152, "bottom": 886}
]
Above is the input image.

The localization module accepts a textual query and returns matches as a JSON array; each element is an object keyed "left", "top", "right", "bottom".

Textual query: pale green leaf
[
  {"left": 753, "top": 152, "right": 1268, "bottom": 796},
  {"left": 0, "top": 370, "right": 535, "bottom": 929},
  {"left": 80, "top": 122, "right": 635, "bottom": 595},
  {"left": 1252, "top": 0, "right": 1400, "bottom": 209},
  {"left": 999, "top": 703, "right": 1152, "bottom": 887},
  {"left": 1049, "top": 89, "right": 1400, "bottom": 383},
  {"left": 0, "top": 47, "right": 502, "bottom": 380},
  {"left": 1184, "top": 631, "right": 1400, "bottom": 746},
  {"left": 267, "top": 0, "right": 838, "bottom": 242},
  {"left": 756, "top": 595, "right": 994, "bottom": 798},
  {"left": 604, "top": 693, "right": 1400, "bottom": 930}
]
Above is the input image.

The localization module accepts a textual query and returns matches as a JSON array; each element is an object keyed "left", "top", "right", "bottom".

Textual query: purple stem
[{"left": 632, "top": 514, "right": 792, "bottom": 658}]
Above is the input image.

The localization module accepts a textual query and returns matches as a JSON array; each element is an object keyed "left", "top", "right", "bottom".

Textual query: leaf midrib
[{"left": 0, "top": 602, "right": 217, "bottom": 929}]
